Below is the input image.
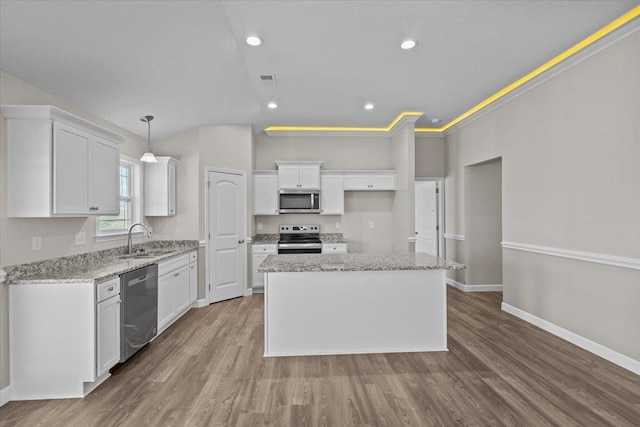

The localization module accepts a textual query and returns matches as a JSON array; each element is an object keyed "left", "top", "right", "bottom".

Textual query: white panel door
[
  {"left": 415, "top": 181, "right": 438, "bottom": 256},
  {"left": 254, "top": 173, "right": 279, "bottom": 215},
  {"left": 157, "top": 273, "right": 175, "bottom": 331},
  {"left": 370, "top": 174, "right": 396, "bottom": 190},
  {"left": 298, "top": 165, "right": 320, "bottom": 189},
  {"left": 320, "top": 174, "right": 344, "bottom": 215},
  {"left": 343, "top": 175, "right": 370, "bottom": 190},
  {"left": 173, "top": 266, "right": 190, "bottom": 314},
  {"left": 208, "top": 171, "right": 246, "bottom": 303},
  {"left": 96, "top": 295, "right": 120, "bottom": 377},
  {"left": 277, "top": 166, "right": 300, "bottom": 189},
  {"left": 168, "top": 163, "right": 176, "bottom": 215},
  {"left": 53, "top": 122, "right": 90, "bottom": 214}
]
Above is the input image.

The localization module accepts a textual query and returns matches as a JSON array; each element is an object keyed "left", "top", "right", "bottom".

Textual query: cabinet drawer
[
  {"left": 189, "top": 251, "right": 198, "bottom": 263},
  {"left": 158, "top": 254, "right": 189, "bottom": 276},
  {"left": 322, "top": 243, "right": 348, "bottom": 254},
  {"left": 252, "top": 244, "right": 277, "bottom": 254},
  {"left": 97, "top": 277, "right": 120, "bottom": 302}
]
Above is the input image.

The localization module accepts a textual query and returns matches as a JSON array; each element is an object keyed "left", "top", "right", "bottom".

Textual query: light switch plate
[
  {"left": 369, "top": 222, "right": 374, "bottom": 229},
  {"left": 336, "top": 222, "right": 340, "bottom": 229},
  {"left": 32, "top": 236, "right": 42, "bottom": 251},
  {"left": 257, "top": 223, "right": 263, "bottom": 231},
  {"left": 75, "top": 231, "right": 86, "bottom": 246}
]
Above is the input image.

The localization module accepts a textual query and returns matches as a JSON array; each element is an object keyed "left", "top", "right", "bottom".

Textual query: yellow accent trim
[
  {"left": 265, "top": 6, "right": 640, "bottom": 135},
  {"left": 264, "top": 111, "right": 423, "bottom": 134},
  {"left": 438, "top": 5, "right": 640, "bottom": 132}
]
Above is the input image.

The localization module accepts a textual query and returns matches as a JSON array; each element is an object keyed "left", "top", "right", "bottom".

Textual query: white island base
[{"left": 264, "top": 269, "right": 447, "bottom": 357}]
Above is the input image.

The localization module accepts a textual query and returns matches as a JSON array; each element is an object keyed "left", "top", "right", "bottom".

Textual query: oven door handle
[{"left": 278, "top": 243, "right": 323, "bottom": 249}]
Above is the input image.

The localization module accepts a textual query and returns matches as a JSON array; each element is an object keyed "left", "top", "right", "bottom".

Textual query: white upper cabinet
[
  {"left": 2, "top": 105, "right": 123, "bottom": 217},
  {"left": 275, "top": 161, "right": 323, "bottom": 190},
  {"left": 320, "top": 173, "right": 344, "bottom": 215},
  {"left": 344, "top": 171, "right": 396, "bottom": 191},
  {"left": 254, "top": 171, "right": 279, "bottom": 215},
  {"left": 144, "top": 156, "right": 178, "bottom": 216}
]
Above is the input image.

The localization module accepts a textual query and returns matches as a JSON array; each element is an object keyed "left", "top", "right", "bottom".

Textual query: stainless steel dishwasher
[{"left": 120, "top": 264, "right": 158, "bottom": 363}]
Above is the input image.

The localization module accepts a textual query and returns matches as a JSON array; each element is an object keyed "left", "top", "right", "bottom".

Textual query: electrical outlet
[
  {"left": 32, "top": 236, "right": 42, "bottom": 251},
  {"left": 257, "top": 223, "right": 263, "bottom": 231},
  {"left": 75, "top": 231, "right": 86, "bottom": 246},
  {"left": 335, "top": 222, "right": 340, "bottom": 229},
  {"left": 369, "top": 221, "right": 374, "bottom": 229}
]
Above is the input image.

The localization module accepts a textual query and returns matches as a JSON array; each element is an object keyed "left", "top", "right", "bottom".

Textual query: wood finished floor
[{"left": 1, "top": 288, "right": 639, "bottom": 427}]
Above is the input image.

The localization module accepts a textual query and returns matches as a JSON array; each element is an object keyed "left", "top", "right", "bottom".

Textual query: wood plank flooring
[{"left": 1, "top": 288, "right": 639, "bottom": 426}]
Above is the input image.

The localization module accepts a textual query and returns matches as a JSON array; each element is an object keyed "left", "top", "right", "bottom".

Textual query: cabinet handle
[
  {"left": 238, "top": 239, "right": 245, "bottom": 244},
  {"left": 108, "top": 286, "right": 114, "bottom": 292},
  {"left": 174, "top": 273, "right": 180, "bottom": 277}
]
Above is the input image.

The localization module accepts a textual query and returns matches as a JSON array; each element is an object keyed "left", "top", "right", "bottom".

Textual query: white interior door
[
  {"left": 415, "top": 181, "right": 439, "bottom": 256},
  {"left": 208, "top": 170, "right": 246, "bottom": 303}
]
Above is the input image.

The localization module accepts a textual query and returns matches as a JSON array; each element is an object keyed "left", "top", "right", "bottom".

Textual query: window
[{"left": 96, "top": 155, "right": 142, "bottom": 239}]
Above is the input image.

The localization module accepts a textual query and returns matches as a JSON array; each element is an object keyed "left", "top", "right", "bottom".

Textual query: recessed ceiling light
[
  {"left": 364, "top": 103, "right": 374, "bottom": 110},
  {"left": 246, "top": 36, "right": 262, "bottom": 46},
  {"left": 400, "top": 40, "right": 417, "bottom": 50},
  {"left": 430, "top": 118, "right": 441, "bottom": 124},
  {"left": 267, "top": 102, "right": 278, "bottom": 109}
]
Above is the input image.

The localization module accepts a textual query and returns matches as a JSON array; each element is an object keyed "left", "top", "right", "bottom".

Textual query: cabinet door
[
  {"left": 252, "top": 253, "right": 269, "bottom": 287},
  {"left": 168, "top": 163, "right": 176, "bottom": 216},
  {"left": 174, "top": 266, "right": 191, "bottom": 315},
  {"left": 278, "top": 166, "right": 300, "bottom": 189},
  {"left": 90, "top": 138, "right": 119, "bottom": 215},
  {"left": 158, "top": 273, "right": 175, "bottom": 331},
  {"left": 189, "top": 261, "right": 197, "bottom": 303},
  {"left": 370, "top": 174, "right": 396, "bottom": 190},
  {"left": 97, "top": 295, "right": 120, "bottom": 377},
  {"left": 320, "top": 174, "right": 344, "bottom": 215},
  {"left": 298, "top": 165, "right": 320, "bottom": 189},
  {"left": 254, "top": 174, "right": 279, "bottom": 215},
  {"left": 53, "top": 122, "right": 90, "bottom": 214},
  {"left": 322, "top": 243, "right": 348, "bottom": 254},
  {"left": 344, "top": 175, "right": 370, "bottom": 190}
]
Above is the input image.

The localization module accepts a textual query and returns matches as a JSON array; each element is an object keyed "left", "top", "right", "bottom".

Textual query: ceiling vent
[{"left": 260, "top": 74, "right": 277, "bottom": 85}]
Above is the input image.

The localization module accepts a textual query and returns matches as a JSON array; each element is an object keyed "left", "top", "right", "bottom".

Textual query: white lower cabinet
[
  {"left": 252, "top": 244, "right": 277, "bottom": 291},
  {"left": 96, "top": 278, "right": 121, "bottom": 377},
  {"left": 321, "top": 243, "right": 348, "bottom": 253},
  {"left": 157, "top": 253, "right": 196, "bottom": 334},
  {"left": 189, "top": 251, "right": 198, "bottom": 304}
]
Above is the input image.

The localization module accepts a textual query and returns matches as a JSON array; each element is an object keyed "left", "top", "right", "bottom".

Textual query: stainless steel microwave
[{"left": 279, "top": 189, "right": 321, "bottom": 214}]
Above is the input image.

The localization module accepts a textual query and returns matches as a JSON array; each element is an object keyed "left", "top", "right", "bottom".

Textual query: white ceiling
[{"left": 1, "top": 1, "right": 638, "bottom": 140}]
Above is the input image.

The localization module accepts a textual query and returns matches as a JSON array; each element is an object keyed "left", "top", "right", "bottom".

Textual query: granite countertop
[
  {"left": 258, "top": 253, "right": 465, "bottom": 273},
  {"left": 252, "top": 233, "right": 346, "bottom": 244},
  {"left": 4, "top": 240, "right": 199, "bottom": 285}
]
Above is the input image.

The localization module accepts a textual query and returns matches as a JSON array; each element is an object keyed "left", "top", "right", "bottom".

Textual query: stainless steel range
[{"left": 278, "top": 224, "right": 322, "bottom": 254}]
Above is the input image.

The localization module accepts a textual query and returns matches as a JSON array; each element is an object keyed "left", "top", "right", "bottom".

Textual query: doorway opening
[{"left": 463, "top": 158, "right": 503, "bottom": 291}]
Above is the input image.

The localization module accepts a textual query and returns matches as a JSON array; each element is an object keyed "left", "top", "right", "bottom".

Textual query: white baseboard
[
  {"left": 1, "top": 385, "right": 11, "bottom": 407},
  {"left": 244, "top": 288, "right": 253, "bottom": 296},
  {"left": 501, "top": 303, "right": 640, "bottom": 376},
  {"left": 192, "top": 298, "right": 208, "bottom": 308},
  {"left": 446, "top": 278, "right": 503, "bottom": 292}
]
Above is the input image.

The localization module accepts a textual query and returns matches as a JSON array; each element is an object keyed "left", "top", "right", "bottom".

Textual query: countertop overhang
[{"left": 258, "top": 252, "right": 465, "bottom": 273}]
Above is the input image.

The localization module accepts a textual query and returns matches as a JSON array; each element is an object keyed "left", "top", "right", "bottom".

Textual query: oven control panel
[{"left": 279, "top": 224, "right": 320, "bottom": 233}]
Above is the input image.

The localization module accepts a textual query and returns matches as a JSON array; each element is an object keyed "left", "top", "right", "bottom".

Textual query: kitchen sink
[{"left": 120, "top": 250, "right": 174, "bottom": 259}]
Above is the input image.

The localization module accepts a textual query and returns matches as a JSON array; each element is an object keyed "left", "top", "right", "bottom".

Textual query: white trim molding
[
  {"left": 502, "top": 303, "right": 640, "bottom": 376},
  {"left": 198, "top": 240, "right": 206, "bottom": 248},
  {"left": 192, "top": 298, "right": 209, "bottom": 308},
  {"left": 1, "top": 385, "right": 10, "bottom": 407},
  {"left": 444, "top": 233, "right": 465, "bottom": 241},
  {"left": 446, "top": 278, "right": 503, "bottom": 292},
  {"left": 244, "top": 287, "right": 253, "bottom": 297},
  {"left": 502, "top": 241, "right": 640, "bottom": 271}
]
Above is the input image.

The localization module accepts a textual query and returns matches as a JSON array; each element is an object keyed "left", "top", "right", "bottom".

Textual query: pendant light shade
[{"left": 140, "top": 115, "right": 158, "bottom": 163}]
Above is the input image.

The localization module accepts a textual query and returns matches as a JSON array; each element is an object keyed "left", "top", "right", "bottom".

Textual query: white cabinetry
[
  {"left": 189, "top": 251, "right": 198, "bottom": 304},
  {"left": 2, "top": 105, "right": 123, "bottom": 217},
  {"left": 96, "top": 277, "right": 120, "bottom": 377},
  {"left": 254, "top": 171, "right": 279, "bottom": 215},
  {"left": 158, "top": 254, "right": 193, "bottom": 333},
  {"left": 252, "top": 244, "right": 277, "bottom": 292},
  {"left": 322, "top": 243, "right": 348, "bottom": 253},
  {"left": 320, "top": 173, "right": 344, "bottom": 215},
  {"left": 344, "top": 171, "right": 396, "bottom": 191},
  {"left": 275, "top": 161, "right": 323, "bottom": 189},
  {"left": 145, "top": 156, "right": 178, "bottom": 216}
]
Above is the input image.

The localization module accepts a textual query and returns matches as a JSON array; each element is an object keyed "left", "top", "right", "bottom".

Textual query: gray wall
[
  {"left": 444, "top": 30, "right": 640, "bottom": 361},
  {"left": 464, "top": 158, "right": 502, "bottom": 285},
  {"left": 415, "top": 136, "right": 444, "bottom": 177}
]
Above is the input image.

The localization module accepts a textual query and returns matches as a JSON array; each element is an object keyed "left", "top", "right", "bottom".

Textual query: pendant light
[{"left": 140, "top": 115, "right": 158, "bottom": 163}]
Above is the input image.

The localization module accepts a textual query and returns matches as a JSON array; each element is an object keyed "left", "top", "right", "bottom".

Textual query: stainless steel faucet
[{"left": 127, "top": 223, "right": 151, "bottom": 254}]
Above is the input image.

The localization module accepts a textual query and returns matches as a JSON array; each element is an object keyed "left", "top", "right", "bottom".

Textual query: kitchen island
[{"left": 258, "top": 253, "right": 464, "bottom": 357}]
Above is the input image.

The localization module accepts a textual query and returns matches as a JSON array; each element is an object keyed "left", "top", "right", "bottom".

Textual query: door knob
[{"left": 238, "top": 239, "right": 245, "bottom": 244}]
